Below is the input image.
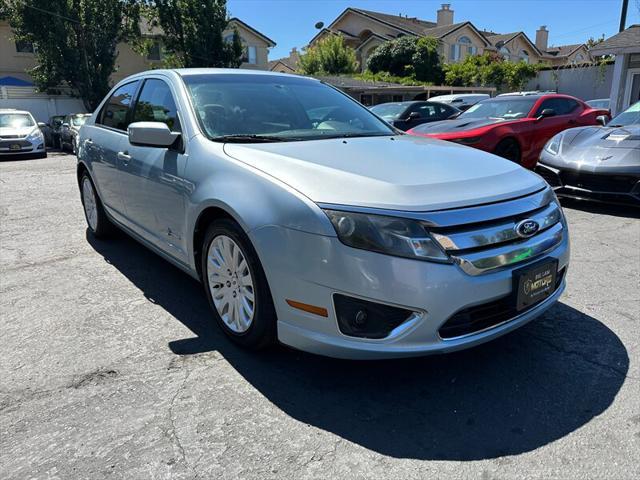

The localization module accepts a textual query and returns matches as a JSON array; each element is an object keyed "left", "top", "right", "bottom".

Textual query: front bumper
[
  {"left": 250, "top": 218, "right": 569, "bottom": 360},
  {"left": 0, "top": 139, "right": 46, "bottom": 156},
  {"left": 536, "top": 162, "right": 640, "bottom": 207}
]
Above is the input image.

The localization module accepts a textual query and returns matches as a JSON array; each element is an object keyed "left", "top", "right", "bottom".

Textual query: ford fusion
[
  {"left": 537, "top": 101, "right": 640, "bottom": 207},
  {"left": 0, "top": 109, "right": 46, "bottom": 159},
  {"left": 77, "top": 70, "right": 569, "bottom": 359}
]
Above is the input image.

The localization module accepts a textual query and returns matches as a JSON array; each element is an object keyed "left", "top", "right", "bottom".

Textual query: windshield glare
[
  {"left": 609, "top": 102, "right": 640, "bottom": 126},
  {"left": 0, "top": 113, "right": 35, "bottom": 129},
  {"left": 183, "top": 74, "right": 395, "bottom": 141},
  {"left": 370, "top": 103, "right": 407, "bottom": 120},
  {"left": 460, "top": 98, "right": 537, "bottom": 120}
]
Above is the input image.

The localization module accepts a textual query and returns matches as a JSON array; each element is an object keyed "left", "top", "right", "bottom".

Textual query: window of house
[
  {"left": 451, "top": 36, "right": 476, "bottom": 61},
  {"left": 499, "top": 46, "right": 510, "bottom": 58},
  {"left": 573, "top": 53, "right": 584, "bottom": 64},
  {"left": 15, "top": 40, "right": 35, "bottom": 53},
  {"left": 243, "top": 45, "right": 257, "bottom": 64},
  {"left": 224, "top": 33, "right": 235, "bottom": 44},
  {"left": 132, "top": 79, "right": 181, "bottom": 131},
  {"left": 147, "top": 41, "right": 162, "bottom": 61},
  {"left": 97, "top": 81, "right": 139, "bottom": 131},
  {"left": 519, "top": 50, "right": 530, "bottom": 63}
]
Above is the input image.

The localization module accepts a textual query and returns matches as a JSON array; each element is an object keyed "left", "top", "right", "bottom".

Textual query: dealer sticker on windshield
[{"left": 514, "top": 259, "right": 558, "bottom": 311}]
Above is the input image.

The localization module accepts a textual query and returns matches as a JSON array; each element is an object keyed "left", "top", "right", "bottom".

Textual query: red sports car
[{"left": 407, "top": 94, "right": 610, "bottom": 169}]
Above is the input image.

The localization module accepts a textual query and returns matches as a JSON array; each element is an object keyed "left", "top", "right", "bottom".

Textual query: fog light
[{"left": 334, "top": 294, "right": 414, "bottom": 339}]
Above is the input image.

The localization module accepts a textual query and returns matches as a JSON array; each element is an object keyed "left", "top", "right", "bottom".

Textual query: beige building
[
  {"left": 0, "top": 18, "right": 275, "bottom": 86},
  {"left": 272, "top": 4, "right": 591, "bottom": 72}
]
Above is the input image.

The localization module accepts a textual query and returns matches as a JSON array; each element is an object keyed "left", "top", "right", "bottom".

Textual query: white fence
[
  {"left": 525, "top": 64, "right": 614, "bottom": 102},
  {"left": 0, "top": 86, "right": 87, "bottom": 122}
]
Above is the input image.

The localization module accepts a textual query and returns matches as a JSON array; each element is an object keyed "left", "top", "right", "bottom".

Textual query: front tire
[
  {"left": 80, "top": 173, "right": 112, "bottom": 238},
  {"left": 494, "top": 138, "right": 521, "bottom": 163},
  {"left": 201, "top": 219, "right": 277, "bottom": 350}
]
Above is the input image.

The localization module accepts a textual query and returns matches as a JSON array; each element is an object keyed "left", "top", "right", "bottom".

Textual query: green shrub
[{"left": 298, "top": 35, "right": 358, "bottom": 75}]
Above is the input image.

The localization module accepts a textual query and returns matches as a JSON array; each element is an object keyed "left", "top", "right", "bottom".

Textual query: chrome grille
[{"left": 425, "top": 188, "right": 565, "bottom": 275}]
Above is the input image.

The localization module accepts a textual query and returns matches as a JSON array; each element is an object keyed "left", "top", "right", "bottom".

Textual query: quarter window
[
  {"left": 98, "top": 81, "right": 139, "bottom": 131},
  {"left": 132, "top": 79, "right": 180, "bottom": 131}
]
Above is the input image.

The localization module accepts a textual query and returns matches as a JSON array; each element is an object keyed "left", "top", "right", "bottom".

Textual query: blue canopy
[{"left": 0, "top": 76, "right": 34, "bottom": 87}]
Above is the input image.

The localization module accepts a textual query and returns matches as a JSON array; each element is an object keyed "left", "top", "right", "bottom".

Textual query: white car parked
[{"left": 0, "top": 109, "right": 47, "bottom": 158}]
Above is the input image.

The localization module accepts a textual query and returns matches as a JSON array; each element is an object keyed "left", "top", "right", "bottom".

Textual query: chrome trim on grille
[
  {"left": 450, "top": 222, "right": 564, "bottom": 275},
  {"left": 431, "top": 202, "right": 562, "bottom": 252}
]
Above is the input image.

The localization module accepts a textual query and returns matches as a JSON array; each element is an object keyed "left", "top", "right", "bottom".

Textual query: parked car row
[{"left": 41, "top": 113, "right": 91, "bottom": 153}]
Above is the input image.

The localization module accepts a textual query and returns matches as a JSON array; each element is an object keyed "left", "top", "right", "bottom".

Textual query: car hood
[
  {"left": 0, "top": 126, "right": 37, "bottom": 137},
  {"left": 542, "top": 125, "right": 640, "bottom": 172},
  {"left": 412, "top": 117, "right": 515, "bottom": 135},
  {"left": 223, "top": 134, "right": 545, "bottom": 211}
]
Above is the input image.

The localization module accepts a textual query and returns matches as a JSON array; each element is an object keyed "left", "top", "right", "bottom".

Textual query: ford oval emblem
[{"left": 515, "top": 219, "right": 540, "bottom": 238}]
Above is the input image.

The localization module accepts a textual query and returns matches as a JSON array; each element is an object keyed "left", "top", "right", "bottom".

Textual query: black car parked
[
  {"left": 41, "top": 115, "right": 65, "bottom": 148},
  {"left": 370, "top": 101, "right": 460, "bottom": 131}
]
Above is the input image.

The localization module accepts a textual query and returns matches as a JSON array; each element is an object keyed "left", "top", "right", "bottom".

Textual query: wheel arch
[{"left": 192, "top": 205, "right": 242, "bottom": 280}]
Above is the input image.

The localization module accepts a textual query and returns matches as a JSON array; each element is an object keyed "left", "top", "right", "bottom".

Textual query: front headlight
[
  {"left": 544, "top": 134, "right": 562, "bottom": 155},
  {"left": 27, "top": 128, "right": 44, "bottom": 142},
  {"left": 450, "top": 136, "right": 481, "bottom": 145},
  {"left": 323, "top": 209, "right": 449, "bottom": 262}
]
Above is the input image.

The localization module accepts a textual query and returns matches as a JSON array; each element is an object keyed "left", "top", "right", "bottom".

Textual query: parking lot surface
[{"left": 1, "top": 152, "right": 639, "bottom": 479}]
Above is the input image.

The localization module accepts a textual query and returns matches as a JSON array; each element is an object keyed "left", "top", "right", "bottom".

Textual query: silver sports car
[{"left": 537, "top": 101, "right": 640, "bottom": 207}]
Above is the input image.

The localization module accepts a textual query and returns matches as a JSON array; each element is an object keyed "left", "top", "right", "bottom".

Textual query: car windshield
[
  {"left": 370, "top": 103, "right": 407, "bottom": 120},
  {"left": 608, "top": 102, "right": 640, "bottom": 127},
  {"left": 183, "top": 74, "right": 395, "bottom": 142},
  {"left": 459, "top": 98, "right": 537, "bottom": 120},
  {"left": 0, "top": 113, "right": 35, "bottom": 128},
  {"left": 71, "top": 115, "right": 88, "bottom": 126}
]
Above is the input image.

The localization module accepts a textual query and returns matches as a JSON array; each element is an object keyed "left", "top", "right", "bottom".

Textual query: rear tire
[
  {"left": 494, "top": 138, "right": 521, "bottom": 163},
  {"left": 201, "top": 218, "right": 277, "bottom": 350},
  {"left": 80, "top": 172, "right": 113, "bottom": 238}
]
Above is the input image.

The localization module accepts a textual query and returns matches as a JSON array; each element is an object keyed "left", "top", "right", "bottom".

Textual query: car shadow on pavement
[{"left": 87, "top": 229, "right": 629, "bottom": 461}]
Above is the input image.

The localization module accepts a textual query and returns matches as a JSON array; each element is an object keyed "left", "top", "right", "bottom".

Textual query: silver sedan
[{"left": 77, "top": 69, "right": 569, "bottom": 359}]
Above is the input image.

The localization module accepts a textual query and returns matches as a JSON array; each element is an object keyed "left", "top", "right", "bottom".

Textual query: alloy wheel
[
  {"left": 82, "top": 177, "right": 98, "bottom": 231},
  {"left": 206, "top": 234, "right": 255, "bottom": 333}
]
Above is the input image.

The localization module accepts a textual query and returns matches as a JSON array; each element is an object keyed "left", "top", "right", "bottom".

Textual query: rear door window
[{"left": 98, "top": 81, "right": 139, "bottom": 131}]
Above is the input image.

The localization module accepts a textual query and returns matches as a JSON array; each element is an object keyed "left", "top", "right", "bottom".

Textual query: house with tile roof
[{"left": 271, "top": 4, "right": 591, "bottom": 73}]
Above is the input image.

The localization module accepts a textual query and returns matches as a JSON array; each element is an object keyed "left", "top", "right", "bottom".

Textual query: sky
[{"left": 227, "top": 0, "right": 640, "bottom": 59}]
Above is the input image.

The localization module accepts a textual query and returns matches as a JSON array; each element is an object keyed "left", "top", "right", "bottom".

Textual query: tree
[
  {"left": 151, "top": 0, "right": 243, "bottom": 68},
  {"left": 7, "top": 0, "right": 141, "bottom": 111},
  {"left": 298, "top": 35, "right": 358, "bottom": 75},
  {"left": 586, "top": 35, "right": 605, "bottom": 49},
  {"left": 366, "top": 36, "right": 444, "bottom": 83}
]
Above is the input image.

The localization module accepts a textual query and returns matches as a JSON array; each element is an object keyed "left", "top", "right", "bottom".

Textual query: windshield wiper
[
  {"left": 210, "top": 134, "right": 292, "bottom": 143},
  {"left": 319, "top": 132, "right": 395, "bottom": 139}
]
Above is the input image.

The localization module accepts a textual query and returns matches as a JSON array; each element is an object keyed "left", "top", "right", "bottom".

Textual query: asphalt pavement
[{"left": 1, "top": 152, "right": 638, "bottom": 479}]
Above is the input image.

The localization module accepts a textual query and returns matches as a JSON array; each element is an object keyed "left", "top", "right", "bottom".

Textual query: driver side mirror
[
  {"left": 537, "top": 108, "right": 556, "bottom": 120},
  {"left": 596, "top": 115, "right": 608, "bottom": 126},
  {"left": 128, "top": 121, "right": 181, "bottom": 148},
  {"left": 37, "top": 122, "right": 47, "bottom": 129}
]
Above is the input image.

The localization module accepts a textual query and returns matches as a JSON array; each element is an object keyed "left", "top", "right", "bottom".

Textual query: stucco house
[
  {"left": 590, "top": 24, "right": 640, "bottom": 115},
  {"left": 0, "top": 17, "right": 275, "bottom": 87},
  {"left": 273, "top": 4, "right": 591, "bottom": 73}
]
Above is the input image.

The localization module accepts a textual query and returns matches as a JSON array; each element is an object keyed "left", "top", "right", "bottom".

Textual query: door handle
[{"left": 117, "top": 151, "right": 131, "bottom": 164}]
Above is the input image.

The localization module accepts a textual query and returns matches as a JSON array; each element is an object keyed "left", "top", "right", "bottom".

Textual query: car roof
[
  {"left": 0, "top": 109, "right": 32, "bottom": 115},
  {"left": 480, "top": 93, "right": 577, "bottom": 102}
]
